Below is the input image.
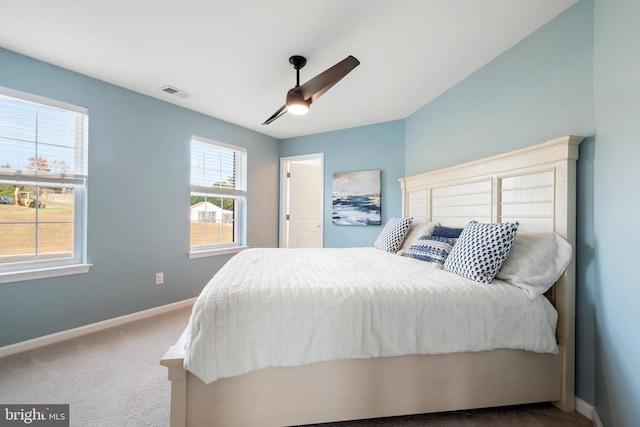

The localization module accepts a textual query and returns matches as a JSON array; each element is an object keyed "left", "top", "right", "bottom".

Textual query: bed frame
[{"left": 161, "top": 135, "right": 582, "bottom": 427}]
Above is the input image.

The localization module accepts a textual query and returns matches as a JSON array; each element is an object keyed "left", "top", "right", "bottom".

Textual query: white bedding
[{"left": 183, "top": 247, "right": 559, "bottom": 384}]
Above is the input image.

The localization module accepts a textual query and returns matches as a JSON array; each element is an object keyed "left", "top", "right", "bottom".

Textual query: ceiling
[{"left": 0, "top": 0, "right": 577, "bottom": 140}]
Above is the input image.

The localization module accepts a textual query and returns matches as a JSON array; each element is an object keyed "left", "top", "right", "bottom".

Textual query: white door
[{"left": 280, "top": 155, "right": 323, "bottom": 248}]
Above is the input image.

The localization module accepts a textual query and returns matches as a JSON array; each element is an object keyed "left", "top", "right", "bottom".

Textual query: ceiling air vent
[{"left": 161, "top": 85, "right": 190, "bottom": 98}]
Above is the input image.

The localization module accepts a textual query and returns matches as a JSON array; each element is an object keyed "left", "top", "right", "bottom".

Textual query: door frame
[{"left": 279, "top": 153, "right": 324, "bottom": 248}]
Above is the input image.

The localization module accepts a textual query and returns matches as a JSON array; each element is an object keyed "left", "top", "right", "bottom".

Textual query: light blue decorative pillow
[
  {"left": 444, "top": 221, "right": 519, "bottom": 283},
  {"left": 405, "top": 235, "right": 458, "bottom": 266},
  {"left": 374, "top": 217, "right": 413, "bottom": 253}
]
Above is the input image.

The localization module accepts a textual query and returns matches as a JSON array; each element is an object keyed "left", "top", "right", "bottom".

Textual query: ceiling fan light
[
  {"left": 287, "top": 101, "right": 309, "bottom": 115},
  {"left": 286, "top": 89, "right": 310, "bottom": 115}
]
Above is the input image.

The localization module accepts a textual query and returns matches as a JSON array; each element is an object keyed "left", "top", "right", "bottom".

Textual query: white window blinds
[
  {"left": 0, "top": 86, "right": 88, "bottom": 186},
  {"left": 190, "top": 136, "right": 246, "bottom": 197}
]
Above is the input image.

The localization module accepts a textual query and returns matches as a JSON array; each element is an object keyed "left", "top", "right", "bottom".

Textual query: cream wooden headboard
[{"left": 399, "top": 134, "right": 582, "bottom": 411}]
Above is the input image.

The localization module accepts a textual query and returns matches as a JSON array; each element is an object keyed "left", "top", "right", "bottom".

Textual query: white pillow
[
  {"left": 397, "top": 222, "right": 438, "bottom": 255},
  {"left": 495, "top": 232, "right": 573, "bottom": 301},
  {"left": 374, "top": 217, "right": 413, "bottom": 253}
]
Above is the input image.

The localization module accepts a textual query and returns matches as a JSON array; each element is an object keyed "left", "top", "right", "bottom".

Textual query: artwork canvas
[{"left": 332, "top": 170, "right": 381, "bottom": 225}]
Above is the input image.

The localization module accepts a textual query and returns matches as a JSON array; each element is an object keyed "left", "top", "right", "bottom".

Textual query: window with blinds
[
  {"left": 190, "top": 136, "right": 246, "bottom": 253},
  {"left": 0, "top": 86, "right": 88, "bottom": 277}
]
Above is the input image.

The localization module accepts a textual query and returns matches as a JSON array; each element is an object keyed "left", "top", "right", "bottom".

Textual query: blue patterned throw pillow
[
  {"left": 374, "top": 217, "right": 413, "bottom": 253},
  {"left": 444, "top": 221, "right": 519, "bottom": 283},
  {"left": 431, "top": 225, "right": 464, "bottom": 238},
  {"left": 406, "top": 235, "right": 458, "bottom": 266}
]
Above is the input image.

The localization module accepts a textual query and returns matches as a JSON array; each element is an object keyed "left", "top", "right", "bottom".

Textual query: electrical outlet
[{"left": 156, "top": 272, "right": 164, "bottom": 285}]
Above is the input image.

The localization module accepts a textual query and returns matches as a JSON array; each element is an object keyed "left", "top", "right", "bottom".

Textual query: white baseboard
[
  {"left": 575, "top": 397, "right": 592, "bottom": 419},
  {"left": 0, "top": 297, "right": 196, "bottom": 358},
  {"left": 592, "top": 407, "right": 604, "bottom": 427},
  {"left": 575, "top": 397, "right": 602, "bottom": 427}
]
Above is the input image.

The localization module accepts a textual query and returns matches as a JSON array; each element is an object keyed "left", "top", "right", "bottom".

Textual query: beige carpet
[
  {"left": 0, "top": 306, "right": 592, "bottom": 427},
  {"left": 299, "top": 403, "right": 593, "bottom": 426}
]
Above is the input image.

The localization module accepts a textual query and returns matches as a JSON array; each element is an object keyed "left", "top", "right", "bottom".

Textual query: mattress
[{"left": 183, "top": 247, "right": 559, "bottom": 384}]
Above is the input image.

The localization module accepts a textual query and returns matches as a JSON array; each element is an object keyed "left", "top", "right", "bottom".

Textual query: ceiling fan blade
[
  {"left": 299, "top": 55, "right": 360, "bottom": 104},
  {"left": 262, "top": 104, "right": 287, "bottom": 125}
]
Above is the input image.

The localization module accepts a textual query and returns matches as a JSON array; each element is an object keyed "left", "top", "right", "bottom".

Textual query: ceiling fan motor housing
[{"left": 289, "top": 55, "right": 307, "bottom": 70}]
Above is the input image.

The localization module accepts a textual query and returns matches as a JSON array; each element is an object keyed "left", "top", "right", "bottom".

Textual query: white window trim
[
  {"left": 188, "top": 245, "right": 250, "bottom": 259},
  {"left": 0, "top": 86, "right": 87, "bottom": 114},
  {"left": 189, "top": 135, "right": 247, "bottom": 257},
  {"left": 0, "top": 263, "right": 92, "bottom": 284},
  {"left": 0, "top": 86, "right": 89, "bottom": 280}
]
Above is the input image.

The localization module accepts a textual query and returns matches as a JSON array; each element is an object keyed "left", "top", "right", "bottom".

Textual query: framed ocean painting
[{"left": 332, "top": 169, "right": 381, "bottom": 225}]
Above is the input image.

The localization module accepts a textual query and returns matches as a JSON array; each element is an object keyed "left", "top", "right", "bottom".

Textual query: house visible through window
[
  {"left": 0, "top": 86, "right": 89, "bottom": 281},
  {"left": 190, "top": 136, "right": 246, "bottom": 255}
]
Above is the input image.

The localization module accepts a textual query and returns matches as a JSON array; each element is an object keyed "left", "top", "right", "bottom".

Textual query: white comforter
[{"left": 183, "top": 247, "right": 559, "bottom": 384}]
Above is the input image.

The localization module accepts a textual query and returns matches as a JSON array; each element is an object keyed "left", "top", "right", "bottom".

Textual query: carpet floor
[{"left": 0, "top": 306, "right": 592, "bottom": 427}]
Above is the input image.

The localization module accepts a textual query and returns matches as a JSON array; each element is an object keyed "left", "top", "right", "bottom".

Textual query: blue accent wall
[
  {"left": 280, "top": 121, "right": 405, "bottom": 248},
  {"left": 0, "top": 48, "right": 280, "bottom": 346},
  {"left": 405, "top": 0, "right": 598, "bottom": 407},
  {"left": 593, "top": 0, "right": 640, "bottom": 426}
]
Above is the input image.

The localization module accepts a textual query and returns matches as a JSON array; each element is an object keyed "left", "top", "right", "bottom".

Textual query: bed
[{"left": 161, "top": 135, "right": 582, "bottom": 427}]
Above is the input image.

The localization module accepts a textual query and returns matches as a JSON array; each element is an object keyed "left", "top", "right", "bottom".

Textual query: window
[
  {"left": 190, "top": 136, "right": 246, "bottom": 256},
  {"left": 0, "top": 87, "right": 89, "bottom": 282}
]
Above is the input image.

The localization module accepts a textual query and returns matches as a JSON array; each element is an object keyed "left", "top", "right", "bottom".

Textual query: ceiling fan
[{"left": 262, "top": 55, "right": 360, "bottom": 125}]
